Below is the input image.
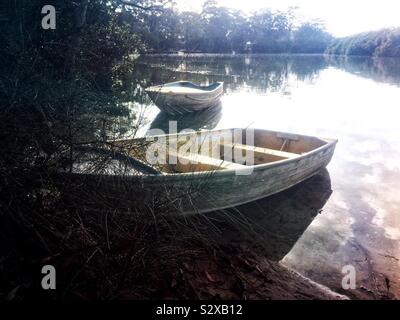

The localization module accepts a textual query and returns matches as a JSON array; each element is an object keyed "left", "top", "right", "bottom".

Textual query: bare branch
[{"left": 117, "top": 0, "right": 171, "bottom": 12}]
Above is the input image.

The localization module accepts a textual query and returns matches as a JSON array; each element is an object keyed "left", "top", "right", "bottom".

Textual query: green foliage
[
  {"left": 250, "top": 10, "right": 293, "bottom": 53},
  {"left": 326, "top": 28, "right": 400, "bottom": 57},
  {"left": 124, "top": 2, "right": 332, "bottom": 54},
  {"left": 200, "top": 2, "right": 236, "bottom": 52},
  {"left": 0, "top": 0, "right": 157, "bottom": 207},
  {"left": 292, "top": 22, "right": 333, "bottom": 54},
  {"left": 179, "top": 11, "right": 206, "bottom": 51}
]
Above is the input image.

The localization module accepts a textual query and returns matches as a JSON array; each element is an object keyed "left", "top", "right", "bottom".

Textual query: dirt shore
[
  {"left": 1, "top": 171, "right": 348, "bottom": 300},
  {"left": 124, "top": 243, "right": 347, "bottom": 300}
]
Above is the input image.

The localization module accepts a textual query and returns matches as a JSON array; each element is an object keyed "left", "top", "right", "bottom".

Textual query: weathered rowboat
[
  {"left": 145, "top": 81, "right": 223, "bottom": 115},
  {"left": 61, "top": 128, "right": 337, "bottom": 215}
]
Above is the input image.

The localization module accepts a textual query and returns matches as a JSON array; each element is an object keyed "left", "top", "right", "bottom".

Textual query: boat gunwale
[
  {"left": 68, "top": 128, "right": 338, "bottom": 181},
  {"left": 145, "top": 81, "right": 224, "bottom": 95}
]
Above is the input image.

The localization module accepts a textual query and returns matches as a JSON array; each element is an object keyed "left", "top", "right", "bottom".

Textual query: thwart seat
[{"left": 223, "top": 143, "right": 300, "bottom": 159}]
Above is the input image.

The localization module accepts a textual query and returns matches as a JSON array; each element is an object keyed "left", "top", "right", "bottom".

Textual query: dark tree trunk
[{"left": 65, "top": 0, "right": 89, "bottom": 72}]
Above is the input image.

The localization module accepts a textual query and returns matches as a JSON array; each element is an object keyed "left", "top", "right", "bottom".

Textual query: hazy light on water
[{"left": 138, "top": 55, "right": 400, "bottom": 296}]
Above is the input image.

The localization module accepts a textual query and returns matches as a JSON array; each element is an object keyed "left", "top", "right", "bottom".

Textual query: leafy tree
[
  {"left": 250, "top": 10, "right": 292, "bottom": 53},
  {"left": 292, "top": 22, "right": 333, "bottom": 53},
  {"left": 201, "top": 1, "right": 235, "bottom": 53},
  {"left": 226, "top": 11, "right": 252, "bottom": 53},
  {"left": 326, "top": 28, "right": 400, "bottom": 57},
  {"left": 179, "top": 11, "right": 205, "bottom": 52},
  {"left": 138, "top": 7, "right": 181, "bottom": 52}
]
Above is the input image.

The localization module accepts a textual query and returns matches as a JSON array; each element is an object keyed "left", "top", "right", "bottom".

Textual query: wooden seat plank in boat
[
  {"left": 170, "top": 151, "right": 246, "bottom": 172},
  {"left": 223, "top": 143, "right": 300, "bottom": 159}
]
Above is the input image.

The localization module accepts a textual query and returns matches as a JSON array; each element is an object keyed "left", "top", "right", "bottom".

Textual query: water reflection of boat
[
  {"left": 204, "top": 169, "right": 332, "bottom": 261},
  {"left": 147, "top": 103, "right": 222, "bottom": 135},
  {"left": 145, "top": 81, "right": 223, "bottom": 115}
]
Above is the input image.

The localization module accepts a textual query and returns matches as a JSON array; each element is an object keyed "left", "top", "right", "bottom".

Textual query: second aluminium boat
[{"left": 145, "top": 81, "right": 224, "bottom": 115}]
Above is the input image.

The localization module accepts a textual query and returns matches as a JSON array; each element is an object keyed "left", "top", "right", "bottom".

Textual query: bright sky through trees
[{"left": 175, "top": 0, "right": 400, "bottom": 37}]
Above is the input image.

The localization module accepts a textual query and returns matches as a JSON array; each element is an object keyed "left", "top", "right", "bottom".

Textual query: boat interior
[{"left": 120, "top": 129, "right": 331, "bottom": 174}]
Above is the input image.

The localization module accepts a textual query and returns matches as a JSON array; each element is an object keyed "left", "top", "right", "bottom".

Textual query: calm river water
[{"left": 128, "top": 54, "right": 400, "bottom": 299}]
